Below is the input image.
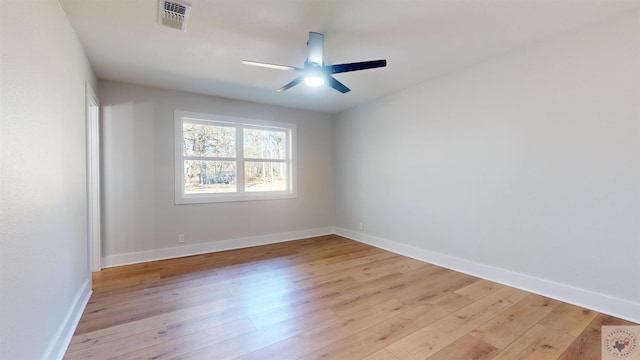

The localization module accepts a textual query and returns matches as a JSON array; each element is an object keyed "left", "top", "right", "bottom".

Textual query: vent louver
[{"left": 158, "top": 0, "right": 191, "bottom": 31}]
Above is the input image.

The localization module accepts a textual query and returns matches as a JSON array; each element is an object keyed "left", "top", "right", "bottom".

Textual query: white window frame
[{"left": 175, "top": 110, "right": 297, "bottom": 204}]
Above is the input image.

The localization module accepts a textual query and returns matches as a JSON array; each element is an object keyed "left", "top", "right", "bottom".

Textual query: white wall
[
  {"left": 99, "top": 81, "right": 335, "bottom": 265},
  {"left": 335, "top": 11, "right": 639, "bottom": 321},
  {"left": 0, "top": 1, "right": 97, "bottom": 359}
]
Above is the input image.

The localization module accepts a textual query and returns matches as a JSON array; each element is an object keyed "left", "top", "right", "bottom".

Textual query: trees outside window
[{"left": 175, "top": 111, "right": 296, "bottom": 204}]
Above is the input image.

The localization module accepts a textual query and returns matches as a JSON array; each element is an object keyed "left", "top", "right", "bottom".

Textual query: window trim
[{"left": 174, "top": 110, "right": 297, "bottom": 204}]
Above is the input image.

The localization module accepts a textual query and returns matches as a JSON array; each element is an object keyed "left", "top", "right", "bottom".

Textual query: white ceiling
[{"left": 60, "top": 0, "right": 640, "bottom": 114}]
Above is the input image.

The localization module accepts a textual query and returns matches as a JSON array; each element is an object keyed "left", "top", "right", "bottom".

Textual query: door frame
[{"left": 86, "top": 83, "right": 101, "bottom": 272}]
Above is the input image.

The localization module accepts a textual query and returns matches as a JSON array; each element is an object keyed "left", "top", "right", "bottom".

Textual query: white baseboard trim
[
  {"left": 44, "top": 277, "right": 92, "bottom": 360},
  {"left": 98, "top": 226, "right": 639, "bottom": 323},
  {"left": 102, "top": 227, "right": 335, "bottom": 268},
  {"left": 335, "top": 227, "right": 640, "bottom": 324}
]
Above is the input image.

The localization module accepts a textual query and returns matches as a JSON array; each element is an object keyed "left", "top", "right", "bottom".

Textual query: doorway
[{"left": 86, "top": 83, "right": 101, "bottom": 272}]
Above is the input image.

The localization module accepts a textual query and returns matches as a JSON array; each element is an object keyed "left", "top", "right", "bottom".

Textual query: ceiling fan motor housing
[{"left": 307, "top": 32, "right": 324, "bottom": 66}]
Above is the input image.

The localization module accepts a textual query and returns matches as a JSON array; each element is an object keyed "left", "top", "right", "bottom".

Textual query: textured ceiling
[{"left": 60, "top": 0, "right": 640, "bottom": 114}]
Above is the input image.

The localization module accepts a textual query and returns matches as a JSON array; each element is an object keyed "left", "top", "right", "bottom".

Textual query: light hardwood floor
[{"left": 65, "top": 235, "right": 637, "bottom": 359}]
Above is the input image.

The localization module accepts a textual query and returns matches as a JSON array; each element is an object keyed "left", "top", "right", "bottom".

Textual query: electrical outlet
[
  {"left": 358, "top": 222, "right": 364, "bottom": 231},
  {"left": 178, "top": 234, "right": 185, "bottom": 243}
]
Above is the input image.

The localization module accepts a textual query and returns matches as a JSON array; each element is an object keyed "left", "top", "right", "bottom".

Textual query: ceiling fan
[{"left": 242, "top": 32, "right": 387, "bottom": 94}]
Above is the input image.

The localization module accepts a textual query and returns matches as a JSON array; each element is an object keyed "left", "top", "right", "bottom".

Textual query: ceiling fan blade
[
  {"left": 327, "top": 59, "right": 387, "bottom": 74},
  {"left": 241, "top": 60, "right": 302, "bottom": 71},
  {"left": 277, "top": 76, "right": 304, "bottom": 92},
  {"left": 307, "top": 32, "right": 324, "bottom": 66},
  {"left": 327, "top": 76, "right": 350, "bottom": 94}
]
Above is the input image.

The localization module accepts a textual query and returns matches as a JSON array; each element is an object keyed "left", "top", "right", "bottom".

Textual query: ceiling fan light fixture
[{"left": 304, "top": 75, "right": 325, "bottom": 87}]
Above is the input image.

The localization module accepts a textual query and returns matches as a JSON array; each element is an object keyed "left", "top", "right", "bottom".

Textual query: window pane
[
  {"left": 245, "top": 161, "right": 287, "bottom": 192},
  {"left": 184, "top": 160, "right": 236, "bottom": 193},
  {"left": 243, "top": 128, "right": 286, "bottom": 159},
  {"left": 183, "top": 122, "right": 235, "bottom": 157}
]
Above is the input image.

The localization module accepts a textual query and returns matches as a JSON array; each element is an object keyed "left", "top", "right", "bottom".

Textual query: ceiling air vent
[{"left": 158, "top": 0, "right": 191, "bottom": 31}]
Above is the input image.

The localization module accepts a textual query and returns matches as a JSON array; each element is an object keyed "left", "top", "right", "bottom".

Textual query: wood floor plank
[
  {"left": 393, "top": 268, "right": 478, "bottom": 306},
  {"left": 348, "top": 255, "right": 417, "bottom": 282},
  {"left": 490, "top": 324, "right": 576, "bottom": 360},
  {"left": 470, "top": 293, "right": 561, "bottom": 349},
  {"left": 172, "top": 314, "right": 305, "bottom": 360},
  {"left": 426, "top": 334, "right": 499, "bottom": 360},
  {"left": 454, "top": 279, "right": 505, "bottom": 301},
  {"left": 298, "top": 295, "right": 471, "bottom": 360},
  {"left": 67, "top": 300, "right": 233, "bottom": 352},
  {"left": 64, "top": 327, "right": 168, "bottom": 360},
  {"left": 299, "top": 282, "right": 503, "bottom": 360},
  {"left": 110, "top": 317, "right": 256, "bottom": 360},
  {"left": 385, "top": 286, "right": 529, "bottom": 360},
  {"left": 248, "top": 305, "right": 337, "bottom": 330},
  {"left": 557, "top": 313, "right": 637, "bottom": 360},
  {"left": 237, "top": 299, "right": 411, "bottom": 360},
  {"left": 362, "top": 349, "right": 402, "bottom": 360},
  {"left": 537, "top": 302, "right": 599, "bottom": 336},
  {"left": 74, "top": 287, "right": 234, "bottom": 334},
  {"left": 165, "top": 309, "right": 252, "bottom": 340},
  {"left": 64, "top": 236, "right": 638, "bottom": 360}
]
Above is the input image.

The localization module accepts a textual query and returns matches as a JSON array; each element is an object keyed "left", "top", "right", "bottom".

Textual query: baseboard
[
  {"left": 101, "top": 227, "right": 335, "bottom": 268},
  {"left": 335, "top": 227, "right": 640, "bottom": 324},
  {"left": 99, "top": 226, "right": 639, "bottom": 323},
  {"left": 43, "top": 277, "right": 92, "bottom": 360}
]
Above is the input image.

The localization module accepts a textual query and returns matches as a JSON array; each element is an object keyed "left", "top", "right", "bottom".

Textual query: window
[{"left": 175, "top": 110, "right": 296, "bottom": 204}]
